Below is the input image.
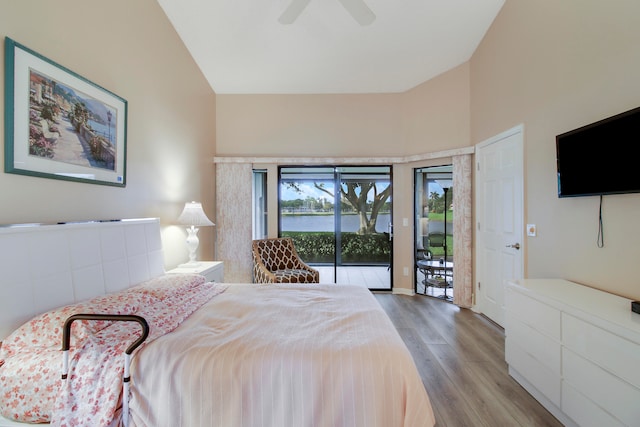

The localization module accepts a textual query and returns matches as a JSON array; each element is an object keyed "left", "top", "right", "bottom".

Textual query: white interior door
[{"left": 475, "top": 126, "right": 524, "bottom": 326}]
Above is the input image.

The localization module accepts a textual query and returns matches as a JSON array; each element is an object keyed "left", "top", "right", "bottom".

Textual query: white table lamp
[{"left": 177, "top": 201, "right": 214, "bottom": 266}]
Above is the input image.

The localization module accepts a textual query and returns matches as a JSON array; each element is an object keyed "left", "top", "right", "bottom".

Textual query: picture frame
[{"left": 4, "top": 37, "right": 127, "bottom": 187}]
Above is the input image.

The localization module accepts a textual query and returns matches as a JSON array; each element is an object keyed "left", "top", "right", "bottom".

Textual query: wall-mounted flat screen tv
[{"left": 556, "top": 106, "right": 640, "bottom": 197}]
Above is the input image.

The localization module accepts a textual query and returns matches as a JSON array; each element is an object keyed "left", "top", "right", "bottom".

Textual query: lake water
[
  {"left": 88, "top": 119, "right": 116, "bottom": 145},
  {"left": 282, "top": 213, "right": 391, "bottom": 232}
]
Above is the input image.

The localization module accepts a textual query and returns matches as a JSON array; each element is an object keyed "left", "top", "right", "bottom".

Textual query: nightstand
[{"left": 167, "top": 261, "right": 224, "bottom": 283}]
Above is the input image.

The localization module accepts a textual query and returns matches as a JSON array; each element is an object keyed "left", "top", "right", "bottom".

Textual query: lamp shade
[{"left": 177, "top": 201, "right": 214, "bottom": 227}]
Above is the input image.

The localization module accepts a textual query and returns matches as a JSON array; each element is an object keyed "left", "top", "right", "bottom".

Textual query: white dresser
[
  {"left": 505, "top": 279, "right": 640, "bottom": 427},
  {"left": 167, "top": 261, "right": 224, "bottom": 283}
]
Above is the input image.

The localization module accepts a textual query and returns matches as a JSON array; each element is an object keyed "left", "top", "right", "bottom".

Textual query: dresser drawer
[
  {"left": 506, "top": 288, "right": 561, "bottom": 340},
  {"left": 506, "top": 338, "right": 561, "bottom": 405},
  {"left": 562, "top": 348, "right": 640, "bottom": 426},
  {"left": 561, "top": 381, "right": 624, "bottom": 427},
  {"left": 562, "top": 313, "right": 640, "bottom": 389},
  {"left": 506, "top": 311, "right": 560, "bottom": 374}
]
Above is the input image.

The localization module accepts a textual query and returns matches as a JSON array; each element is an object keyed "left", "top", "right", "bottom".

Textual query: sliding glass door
[
  {"left": 414, "top": 165, "right": 454, "bottom": 299},
  {"left": 280, "top": 167, "right": 336, "bottom": 273},
  {"left": 337, "top": 167, "right": 392, "bottom": 289},
  {"left": 279, "top": 166, "right": 392, "bottom": 290}
]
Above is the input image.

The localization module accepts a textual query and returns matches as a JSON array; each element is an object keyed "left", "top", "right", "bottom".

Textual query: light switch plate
[{"left": 527, "top": 224, "right": 537, "bottom": 237}]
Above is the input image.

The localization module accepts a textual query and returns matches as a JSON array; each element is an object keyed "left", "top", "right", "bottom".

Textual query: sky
[
  {"left": 280, "top": 181, "right": 334, "bottom": 201},
  {"left": 280, "top": 181, "right": 392, "bottom": 203}
]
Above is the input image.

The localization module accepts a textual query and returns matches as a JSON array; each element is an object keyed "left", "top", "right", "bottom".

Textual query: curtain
[
  {"left": 216, "top": 162, "right": 253, "bottom": 282},
  {"left": 452, "top": 154, "right": 473, "bottom": 307}
]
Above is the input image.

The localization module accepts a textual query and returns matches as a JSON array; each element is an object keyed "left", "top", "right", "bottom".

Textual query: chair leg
[{"left": 441, "top": 282, "right": 453, "bottom": 301}]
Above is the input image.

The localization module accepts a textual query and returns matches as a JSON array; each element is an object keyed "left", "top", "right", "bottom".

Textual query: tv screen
[{"left": 556, "top": 106, "right": 640, "bottom": 197}]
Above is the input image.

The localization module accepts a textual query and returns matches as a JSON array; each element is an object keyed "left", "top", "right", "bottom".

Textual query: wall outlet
[{"left": 403, "top": 267, "right": 409, "bottom": 276}]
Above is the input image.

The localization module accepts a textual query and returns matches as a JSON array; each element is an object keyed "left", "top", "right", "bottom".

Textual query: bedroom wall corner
[{"left": 0, "top": 0, "right": 216, "bottom": 270}]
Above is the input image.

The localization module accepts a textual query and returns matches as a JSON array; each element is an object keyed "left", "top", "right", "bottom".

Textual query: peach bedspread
[{"left": 128, "top": 284, "right": 435, "bottom": 427}]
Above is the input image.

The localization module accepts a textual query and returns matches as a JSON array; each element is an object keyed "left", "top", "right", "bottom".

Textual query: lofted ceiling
[{"left": 157, "top": 0, "right": 505, "bottom": 94}]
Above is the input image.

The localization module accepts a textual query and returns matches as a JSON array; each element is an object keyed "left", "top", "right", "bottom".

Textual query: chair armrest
[
  {"left": 296, "top": 260, "right": 319, "bottom": 282},
  {"left": 252, "top": 249, "right": 277, "bottom": 283},
  {"left": 254, "top": 263, "right": 277, "bottom": 283}
]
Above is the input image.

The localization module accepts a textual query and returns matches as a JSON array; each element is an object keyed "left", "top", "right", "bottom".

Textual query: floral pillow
[
  {"left": 0, "top": 348, "right": 60, "bottom": 423},
  {"left": 131, "top": 273, "right": 206, "bottom": 300},
  {"left": 0, "top": 276, "right": 226, "bottom": 424},
  {"left": 0, "top": 274, "right": 202, "bottom": 360},
  {"left": 0, "top": 289, "right": 146, "bottom": 359}
]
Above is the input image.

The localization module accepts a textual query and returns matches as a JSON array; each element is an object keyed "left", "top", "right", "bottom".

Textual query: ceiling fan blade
[
  {"left": 278, "top": 0, "right": 313, "bottom": 25},
  {"left": 337, "top": 0, "right": 376, "bottom": 26}
]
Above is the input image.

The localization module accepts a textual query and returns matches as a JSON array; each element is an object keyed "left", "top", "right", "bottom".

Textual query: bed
[{"left": 0, "top": 219, "right": 435, "bottom": 427}]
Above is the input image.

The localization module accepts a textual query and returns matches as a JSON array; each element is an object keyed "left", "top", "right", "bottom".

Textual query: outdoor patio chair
[{"left": 427, "top": 232, "right": 445, "bottom": 254}]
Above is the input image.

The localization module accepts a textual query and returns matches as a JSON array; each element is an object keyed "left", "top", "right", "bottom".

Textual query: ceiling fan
[{"left": 279, "top": 0, "right": 376, "bottom": 26}]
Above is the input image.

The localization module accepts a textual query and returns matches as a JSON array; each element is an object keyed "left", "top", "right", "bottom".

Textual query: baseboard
[{"left": 392, "top": 287, "right": 414, "bottom": 296}]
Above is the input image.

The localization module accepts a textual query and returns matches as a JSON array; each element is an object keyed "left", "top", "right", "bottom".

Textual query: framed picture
[{"left": 4, "top": 37, "right": 127, "bottom": 187}]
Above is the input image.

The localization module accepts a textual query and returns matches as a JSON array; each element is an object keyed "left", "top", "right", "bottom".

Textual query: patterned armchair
[{"left": 252, "top": 237, "right": 320, "bottom": 284}]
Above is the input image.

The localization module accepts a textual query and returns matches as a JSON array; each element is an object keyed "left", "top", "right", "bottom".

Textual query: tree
[
  {"left": 428, "top": 191, "right": 444, "bottom": 213},
  {"left": 71, "top": 102, "right": 89, "bottom": 131},
  {"left": 313, "top": 181, "right": 391, "bottom": 235}
]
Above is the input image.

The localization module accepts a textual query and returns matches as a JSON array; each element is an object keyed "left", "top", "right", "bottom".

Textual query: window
[{"left": 252, "top": 169, "right": 267, "bottom": 240}]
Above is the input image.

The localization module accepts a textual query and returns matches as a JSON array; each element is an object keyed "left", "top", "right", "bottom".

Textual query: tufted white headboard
[{"left": 0, "top": 218, "right": 165, "bottom": 341}]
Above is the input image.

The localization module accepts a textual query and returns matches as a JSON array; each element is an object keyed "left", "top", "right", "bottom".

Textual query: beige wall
[
  {"left": 216, "top": 63, "right": 470, "bottom": 158},
  {"left": 403, "top": 63, "right": 471, "bottom": 154},
  {"left": 0, "top": 0, "right": 217, "bottom": 269},
  {"left": 471, "top": 0, "right": 640, "bottom": 300},
  {"left": 217, "top": 93, "right": 403, "bottom": 157}
]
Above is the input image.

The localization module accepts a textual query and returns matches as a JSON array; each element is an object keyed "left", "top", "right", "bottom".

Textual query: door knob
[{"left": 506, "top": 243, "right": 521, "bottom": 250}]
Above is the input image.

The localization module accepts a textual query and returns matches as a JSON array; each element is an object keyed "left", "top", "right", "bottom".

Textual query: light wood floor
[{"left": 374, "top": 293, "right": 564, "bottom": 427}]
